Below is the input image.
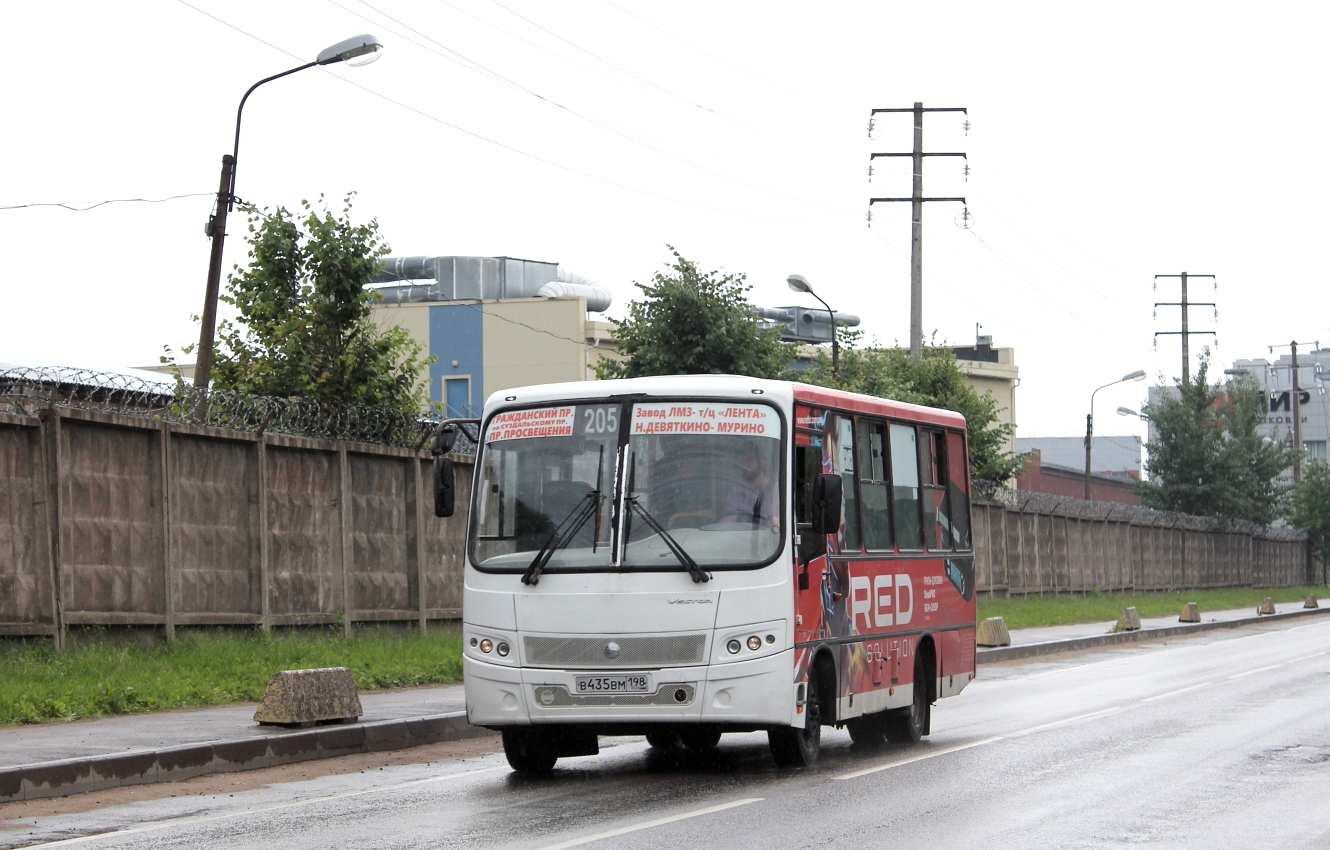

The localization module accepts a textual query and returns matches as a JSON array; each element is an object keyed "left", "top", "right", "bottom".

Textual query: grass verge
[
  {"left": 0, "top": 628, "right": 462, "bottom": 727},
  {"left": 978, "top": 586, "right": 1329, "bottom": 630}
]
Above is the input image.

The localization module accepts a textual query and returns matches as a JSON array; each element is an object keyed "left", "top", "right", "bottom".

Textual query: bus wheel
[
  {"left": 768, "top": 670, "right": 822, "bottom": 767},
  {"left": 885, "top": 657, "right": 931, "bottom": 744},
  {"left": 502, "top": 729, "right": 558, "bottom": 775},
  {"left": 679, "top": 727, "right": 723, "bottom": 751},
  {"left": 645, "top": 730, "right": 680, "bottom": 750},
  {"left": 846, "top": 714, "right": 887, "bottom": 748}
]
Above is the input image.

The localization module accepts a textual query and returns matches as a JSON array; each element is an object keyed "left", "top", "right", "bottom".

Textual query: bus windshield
[{"left": 470, "top": 400, "right": 784, "bottom": 573}]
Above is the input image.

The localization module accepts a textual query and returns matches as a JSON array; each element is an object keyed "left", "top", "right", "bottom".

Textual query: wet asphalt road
[{"left": 9, "top": 616, "right": 1330, "bottom": 850}]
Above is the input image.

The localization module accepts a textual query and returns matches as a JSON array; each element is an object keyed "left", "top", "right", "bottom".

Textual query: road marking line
[
  {"left": 531, "top": 798, "right": 764, "bottom": 850},
  {"left": 1227, "top": 664, "right": 1285, "bottom": 680},
  {"left": 18, "top": 766, "right": 505, "bottom": 848},
  {"left": 1285, "top": 650, "right": 1329, "bottom": 664},
  {"left": 1141, "top": 681, "right": 1212, "bottom": 701},
  {"left": 833, "top": 737, "right": 1004, "bottom": 780},
  {"left": 1007, "top": 706, "right": 1125, "bottom": 735}
]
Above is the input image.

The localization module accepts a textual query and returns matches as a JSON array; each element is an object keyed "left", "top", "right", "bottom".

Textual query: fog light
[
  {"left": 765, "top": 634, "right": 775, "bottom": 644},
  {"left": 747, "top": 636, "right": 762, "bottom": 651},
  {"left": 674, "top": 688, "right": 689, "bottom": 702},
  {"left": 469, "top": 637, "right": 478, "bottom": 647},
  {"left": 480, "top": 639, "right": 493, "bottom": 653},
  {"left": 727, "top": 639, "right": 741, "bottom": 654},
  {"left": 496, "top": 642, "right": 510, "bottom": 657}
]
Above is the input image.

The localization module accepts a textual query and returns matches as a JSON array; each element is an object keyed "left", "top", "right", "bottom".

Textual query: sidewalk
[{"left": 979, "top": 597, "right": 1330, "bottom": 662}]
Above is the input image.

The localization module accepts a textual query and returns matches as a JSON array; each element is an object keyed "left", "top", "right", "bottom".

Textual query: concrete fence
[
  {"left": 972, "top": 494, "right": 1313, "bottom": 597},
  {"left": 0, "top": 407, "right": 473, "bottom": 642},
  {"left": 0, "top": 407, "right": 1316, "bottom": 641}
]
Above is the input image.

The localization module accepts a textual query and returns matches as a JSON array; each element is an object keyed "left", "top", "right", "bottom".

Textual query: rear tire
[
  {"left": 678, "top": 727, "right": 723, "bottom": 751},
  {"left": 884, "top": 655, "right": 931, "bottom": 744},
  {"left": 769, "top": 664, "right": 824, "bottom": 767},
  {"left": 502, "top": 729, "right": 558, "bottom": 774}
]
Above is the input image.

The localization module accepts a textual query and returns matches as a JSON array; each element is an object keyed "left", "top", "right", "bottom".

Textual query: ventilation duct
[
  {"left": 536, "top": 268, "right": 613, "bottom": 312},
  {"left": 368, "top": 256, "right": 612, "bottom": 312}
]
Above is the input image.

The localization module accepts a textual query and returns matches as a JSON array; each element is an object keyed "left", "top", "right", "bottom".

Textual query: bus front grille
[
  {"left": 532, "top": 684, "right": 696, "bottom": 708},
  {"left": 523, "top": 634, "right": 708, "bottom": 668}
]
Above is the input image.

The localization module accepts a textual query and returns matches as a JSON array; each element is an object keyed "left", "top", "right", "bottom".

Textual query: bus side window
[
  {"left": 794, "top": 444, "right": 827, "bottom": 566},
  {"left": 830, "top": 415, "right": 861, "bottom": 552},
  {"left": 945, "top": 430, "right": 972, "bottom": 550},
  {"left": 889, "top": 422, "right": 923, "bottom": 550},
  {"left": 920, "top": 430, "right": 951, "bottom": 550},
  {"left": 857, "top": 420, "right": 893, "bottom": 551}
]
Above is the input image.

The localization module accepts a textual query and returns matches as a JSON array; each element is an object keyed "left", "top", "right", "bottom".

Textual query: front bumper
[{"left": 464, "top": 648, "right": 796, "bottom": 728}]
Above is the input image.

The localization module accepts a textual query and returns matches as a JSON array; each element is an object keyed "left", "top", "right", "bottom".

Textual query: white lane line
[
  {"left": 1140, "top": 681, "right": 1212, "bottom": 702},
  {"left": 1227, "top": 664, "right": 1285, "bottom": 680},
  {"left": 530, "top": 798, "right": 764, "bottom": 850},
  {"left": 19, "top": 766, "right": 505, "bottom": 848},
  {"left": 834, "top": 705, "right": 1126, "bottom": 781},
  {"left": 1286, "top": 650, "right": 1329, "bottom": 664}
]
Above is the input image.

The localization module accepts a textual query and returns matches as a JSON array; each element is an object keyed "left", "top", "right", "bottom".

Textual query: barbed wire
[
  {"left": 975, "top": 484, "right": 1304, "bottom": 540},
  {"left": 0, "top": 366, "right": 476, "bottom": 454}
]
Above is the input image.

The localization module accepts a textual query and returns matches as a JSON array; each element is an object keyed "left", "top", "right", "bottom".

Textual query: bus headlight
[
  {"left": 747, "top": 636, "right": 762, "bottom": 651},
  {"left": 496, "top": 642, "right": 510, "bottom": 657},
  {"left": 727, "top": 639, "right": 742, "bottom": 654},
  {"left": 480, "top": 639, "right": 493, "bottom": 653}
]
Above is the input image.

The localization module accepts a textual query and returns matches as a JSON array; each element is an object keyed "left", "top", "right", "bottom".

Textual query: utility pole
[
  {"left": 868, "top": 102, "right": 967, "bottom": 357},
  {"left": 1270, "top": 340, "right": 1319, "bottom": 484},
  {"left": 1153, "top": 272, "right": 1216, "bottom": 382}
]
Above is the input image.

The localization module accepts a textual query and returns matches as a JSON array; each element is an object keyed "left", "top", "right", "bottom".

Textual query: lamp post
[
  {"left": 787, "top": 274, "right": 839, "bottom": 379},
  {"left": 1084, "top": 369, "right": 1147, "bottom": 500},
  {"left": 193, "top": 35, "right": 383, "bottom": 391}
]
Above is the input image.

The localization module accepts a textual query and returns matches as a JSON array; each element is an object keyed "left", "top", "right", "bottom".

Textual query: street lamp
[
  {"left": 1084, "top": 369, "right": 1146, "bottom": 500},
  {"left": 1116, "top": 406, "right": 1142, "bottom": 418},
  {"left": 787, "top": 274, "right": 839, "bottom": 379},
  {"left": 193, "top": 35, "right": 383, "bottom": 391}
]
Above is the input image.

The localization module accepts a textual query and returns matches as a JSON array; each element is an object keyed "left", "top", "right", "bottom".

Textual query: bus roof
[{"left": 482, "top": 375, "right": 966, "bottom": 431}]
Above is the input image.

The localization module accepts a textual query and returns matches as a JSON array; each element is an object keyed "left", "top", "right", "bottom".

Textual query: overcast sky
[{"left": 4, "top": 1, "right": 1327, "bottom": 444}]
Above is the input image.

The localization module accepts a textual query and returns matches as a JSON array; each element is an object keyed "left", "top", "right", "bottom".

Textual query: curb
[
  {"left": 977, "top": 604, "right": 1330, "bottom": 663},
  {"left": 0, "top": 711, "right": 489, "bottom": 803}
]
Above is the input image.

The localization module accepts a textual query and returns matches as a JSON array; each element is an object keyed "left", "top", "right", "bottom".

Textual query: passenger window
[
  {"left": 945, "top": 430, "right": 972, "bottom": 550},
  {"left": 920, "top": 430, "right": 951, "bottom": 550},
  {"left": 829, "top": 415, "right": 861, "bottom": 552},
  {"left": 794, "top": 444, "right": 827, "bottom": 565},
  {"left": 889, "top": 423, "right": 922, "bottom": 549},
  {"left": 856, "top": 420, "right": 893, "bottom": 551}
]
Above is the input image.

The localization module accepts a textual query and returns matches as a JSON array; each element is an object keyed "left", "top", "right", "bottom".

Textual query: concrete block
[
  {"left": 406, "top": 716, "right": 449, "bottom": 745},
  {"left": 364, "top": 720, "right": 412, "bottom": 751},
  {"left": 253, "top": 667, "right": 362, "bottom": 726},
  {"left": 212, "top": 738, "right": 272, "bottom": 772},
  {"left": 88, "top": 752, "right": 157, "bottom": 788},
  {"left": 975, "top": 617, "right": 1011, "bottom": 647},
  {"left": 1180, "top": 602, "right": 1201, "bottom": 623},
  {"left": 1117, "top": 607, "right": 1142, "bottom": 631},
  {"left": 1258, "top": 597, "right": 1276, "bottom": 615},
  {"left": 267, "top": 730, "right": 322, "bottom": 764},
  {"left": 22, "top": 759, "right": 96, "bottom": 798},
  {"left": 1305, "top": 595, "right": 1320, "bottom": 609},
  {"left": 0, "top": 767, "right": 24, "bottom": 802},
  {"left": 317, "top": 724, "right": 367, "bottom": 758}
]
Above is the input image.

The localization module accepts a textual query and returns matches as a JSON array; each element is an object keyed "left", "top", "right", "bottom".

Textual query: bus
[{"left": 432, "top": 374, "right": 976, "bottom": 773}]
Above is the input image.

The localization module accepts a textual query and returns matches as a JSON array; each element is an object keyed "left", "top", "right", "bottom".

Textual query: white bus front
[{"left": 459, "top": 378, "right": 799, "bottom": 773}]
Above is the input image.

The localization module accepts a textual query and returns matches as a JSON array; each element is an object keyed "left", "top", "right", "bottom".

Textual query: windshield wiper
[
  {"left": 521, "top": 489, "right": 599, "bottom": 586},
  {"left": 625, "top": 496, "right": 711, "bottom": 584}
]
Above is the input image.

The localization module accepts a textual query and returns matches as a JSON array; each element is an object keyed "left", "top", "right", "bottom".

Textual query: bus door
[{"left": 792, "top": 407, "right": 827, "bottom": 643}]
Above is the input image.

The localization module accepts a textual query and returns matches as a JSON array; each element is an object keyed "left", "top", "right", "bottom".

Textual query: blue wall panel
[{"left": 428, "top": 304, "right": 483, "bottom": 415}]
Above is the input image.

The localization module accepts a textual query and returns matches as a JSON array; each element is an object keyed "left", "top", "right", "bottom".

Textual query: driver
[{"left": 719, "top": 440, "right": 779, "bottom": 528}]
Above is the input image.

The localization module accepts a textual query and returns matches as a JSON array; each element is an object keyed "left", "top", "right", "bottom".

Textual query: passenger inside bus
[{"left": 718, "top": 440, "right": 780, "bottom": 528}]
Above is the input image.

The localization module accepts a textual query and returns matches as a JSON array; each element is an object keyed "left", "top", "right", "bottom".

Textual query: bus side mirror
[
  {"left": 811, "top": 473, "right": 842, "bottom": 535},
  {"left": 431, "top": 423, "right": 459, "bottom": 455},
  {"left": 433, "top": 457, "right": 456, "bottom": 518}
]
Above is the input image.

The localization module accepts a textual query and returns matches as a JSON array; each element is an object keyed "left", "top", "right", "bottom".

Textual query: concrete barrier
[
  {"left": 253, "top": 668, "right": 362, "bottom": 727},
  {"left": 975, "top": 617, "right": 1011, "bottom": 647},
  {"left": 1117, "top": 607, "right": 1142, "bottom": 631},
  {"left": 1305, "top": 595, "right": 1319, "bottom": 609},
  {"left": 1258, "top": 597, "right": 1277, "bottom": 615},
  {"left": 1179, "top": 602, "right": 1201, "bottom": 623}
]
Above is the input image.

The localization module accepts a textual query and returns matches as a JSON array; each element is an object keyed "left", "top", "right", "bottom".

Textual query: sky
[{"left": 3, "top": 1, "right": 1328, "bottom": 446}]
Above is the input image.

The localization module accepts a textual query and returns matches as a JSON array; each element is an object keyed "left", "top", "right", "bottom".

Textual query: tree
[
  {"left": 1288, "top": 461, "right": 1330, "bottom": 578},
  {"left": 592, "top": 249, "right": 796, "bottom": 380},
  {"left": 799, "top": 332, "right": 1025, "bottom": 485},
  {"left": 1139, "top": 356, "right": 1295, "bottom": 524},
  {"left": 173, "top": 196, "right": 432, "bottom": 414}
]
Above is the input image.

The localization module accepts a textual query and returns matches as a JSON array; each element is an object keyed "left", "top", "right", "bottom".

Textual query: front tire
[
  {"left": 645, "top": 730, "right": 680, "bottom": 750},
  {"left": 769, "top": 668, "right": 823, "bottom": 767},
  {"left": 678, "top": 727, "right": 723, "bottom": 751},
  {"left": 502, "top": 729, "right": 558, "bottom": 774}
]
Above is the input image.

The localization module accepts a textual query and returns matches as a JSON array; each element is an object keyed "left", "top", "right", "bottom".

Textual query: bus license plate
[{"left": 574, "top": 674, "right": 651, "bottom": 694}]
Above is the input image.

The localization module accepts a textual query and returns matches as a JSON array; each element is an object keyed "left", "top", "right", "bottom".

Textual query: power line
[
  {"left": 174, "top": 0, "right": 833, "bottom": 228},
  {"left": 601, "top": 0, "right": 796, "bottom": 94},
  {"left": 0, "top": 193, "right": 212, "bottom": 212},
  {"left": 339, "top": 0, "right": 853, "bottom": 216},
  {"left": 966, "top": 227, "right": 1102, "bottom": 331}
]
